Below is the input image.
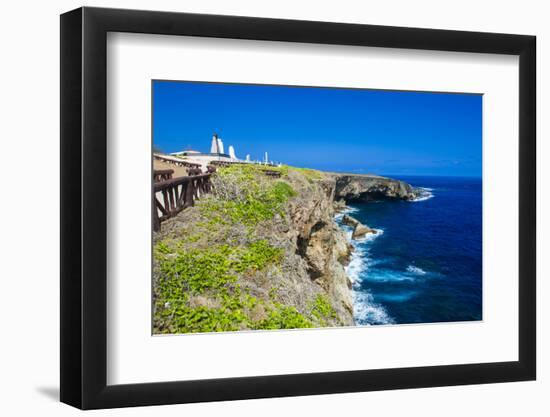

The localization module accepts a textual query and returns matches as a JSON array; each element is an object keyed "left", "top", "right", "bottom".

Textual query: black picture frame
[{"left": 60, "top": 6, "right": 536, "bottom": 410}]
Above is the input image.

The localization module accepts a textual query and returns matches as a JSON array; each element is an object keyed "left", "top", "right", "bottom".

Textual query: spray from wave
[
  {"left": 354, "top": 291, "right": 395, "bottom": 325},
  {"left": 336, "top": 207, "right": 393, "bottom": 325},
  {"left": 406, "top": 265, "right": 427, "bottom": 275},
  {"left": 334, "top": 206, "right": 359, "bottom": 222},
  {"left": 346, "top": 253, "right": 394, "bottom": 325},
  {"left": 411, "top": 187, "right": 434, "bottom": 202}
]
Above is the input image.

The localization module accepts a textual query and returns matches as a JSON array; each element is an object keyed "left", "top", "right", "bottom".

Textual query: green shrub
[
  {"left": 154, "top": 239, "right": 287, "bottom": 334},
  {"left": 155, "top": 244, "right": 236, "bottom": 295},
  {"left": 254, "top": 303, "right": 313, "bottom": 330},
  {"left": 234, "top": 240, "right": 283, "bottom": 272},
  {"left": 156, "top": 303, "right": 249, "bottom": 333},
  {"left": 309, "top": 294, "right": 337, "bottom": 325},
  {"left": 202, "top": 166, "right": 296, "bottom": 228}
]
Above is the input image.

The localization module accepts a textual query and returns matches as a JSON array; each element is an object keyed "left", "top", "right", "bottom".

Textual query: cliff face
[
  {"left": 153, "top": 165, "right": 354, "bottom": 334},
  {"left": 285, "top": 173, "right": 354, "bottom": 325},
  {"left": 330, "top": 173, "right": 418, "bottom": 202}
]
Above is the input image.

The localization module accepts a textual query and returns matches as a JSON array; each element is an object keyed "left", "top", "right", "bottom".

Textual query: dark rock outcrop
[
  {"left": 342, "top": 214, "right": 377, "bottom": 239},
  {"left": 329, "top": 173, "right": 418, "bottom": 202}
]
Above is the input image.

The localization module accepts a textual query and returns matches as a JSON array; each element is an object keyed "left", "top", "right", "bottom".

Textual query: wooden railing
[
  {"left": 187, "top": 167, "right": 203, "bottom": 176},
  {"left": 153, "top": 169, "right": 174, "bottom": 183},
  {"left": 153, "top": 174, "right": 212, "bottom": 231}
]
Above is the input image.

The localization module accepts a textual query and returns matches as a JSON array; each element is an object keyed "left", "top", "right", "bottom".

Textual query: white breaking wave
[
  {"left": 354, "top": 228, "right": 384, "bottom": 243},
  {"left": 344, "top": 230, "right": 383, "bottom": 284},
  {"left": 335, "top": 205, "right": 394, "bottom": 325},
  {"left": 334, "top": 206, "right": 359, "bottom": 222},
  {"left": 338, "top": 217, "right": 390, "bottom": 323},
  {"left": 412, "top": 195, "right": 434, "bottom": 202},
  {"left": 366, "top": 271, "right": 415, "bottom": 282},
  {"left": 345, "top": 246, "right": 367, "bottom": 285},
  {"left": 354, "top": 291, "right": 394, "bottom": 325},
  {"left": 406, "top": 265, "right": 427, "bottom": 275},
  {"left": 411, "top": 187, "right": 434, "bottom": 202}
]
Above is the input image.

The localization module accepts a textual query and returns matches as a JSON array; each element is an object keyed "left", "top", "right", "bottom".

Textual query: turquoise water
[{"left": 336, "top": 176, "right": 482, "bottom": 325}]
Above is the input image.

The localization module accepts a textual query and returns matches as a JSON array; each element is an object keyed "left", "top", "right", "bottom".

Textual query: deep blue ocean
[{"left": 335, "top": 175, "right": 482, "bottom": 325}]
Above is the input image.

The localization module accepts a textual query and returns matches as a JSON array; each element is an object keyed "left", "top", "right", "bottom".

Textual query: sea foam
[
  {"left": 411, "top": 187, "right": 434, "bottom": 202},
  {"left": 406, "top": 265, "right": 427, "bottom": 275},
  {"left": 337, "top": 207, "right": 391, "bottom": 324},
  {"left": 354, "top": 291, "right": 394, "bottom": 325},
  {"left": 345, "top": 246, "right": 367, "bottom": 285}
]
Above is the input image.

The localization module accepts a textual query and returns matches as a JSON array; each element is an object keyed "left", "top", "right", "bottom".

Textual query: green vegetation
[
  {"left": 153, "top": 163, "right": 340, "bottom": 334},
  {"left": 154, "top": 239, "right": 318, "bottom": 333},
  {"left": 200, "top": 165, "right": 296, "bottom": 228},
  {"left": 217, "top": 163, "right": 290, "bottom": 181},
  {"left": 155, "top": 240, "right": 282, "bottom": 295},
  {"left": 154, "top": 238, "right": 338, "bottom": 333},
  {"left": 289, "top": 166, "right": 323, "bottom": 182},
  {"left": 255, "top": 303, "right": 313, "bottom": 330},
  {"left": 309, "top": 294, "right": 338, "bottom": 326}
]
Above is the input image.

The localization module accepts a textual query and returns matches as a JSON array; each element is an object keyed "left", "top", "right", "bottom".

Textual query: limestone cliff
[
  {"left": 330, "top": 173, "right": 419, "bottom": 202},
  {"left": 285, "top": 172, "right": 354, "bottom": 325}
]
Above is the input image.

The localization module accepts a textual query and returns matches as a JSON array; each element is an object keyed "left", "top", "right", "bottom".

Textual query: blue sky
[{"left": 153, "top": 81, "right": 482, "bottom": 177}]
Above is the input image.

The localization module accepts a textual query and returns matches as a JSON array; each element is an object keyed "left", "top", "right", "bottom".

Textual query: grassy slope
[{"left": 153, "top": 164, "right": 339, "bottom": 334}]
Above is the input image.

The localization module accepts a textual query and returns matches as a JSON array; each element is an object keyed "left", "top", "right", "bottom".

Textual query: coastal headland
[
  {"left": 329, "top": 172, "right": 418, "bottom": 201},
  {"left": 153, "top": 163, "right": 420, "bottom": 334}
]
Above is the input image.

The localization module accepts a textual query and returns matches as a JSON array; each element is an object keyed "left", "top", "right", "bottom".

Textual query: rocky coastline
[{"left": 153, "top": 165, "right": 418, "bottom": 333}]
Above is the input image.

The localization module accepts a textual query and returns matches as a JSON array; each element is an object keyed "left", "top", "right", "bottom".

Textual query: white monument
[
  {"left": 228, "top": 145, "right": 237, "bottom": 160},
  {"left": 264, "top": 152, "right": 269, "bottom": 164},
  {"left": 210, "top": 134, "right": 220, "bottom": 153},
  {"left": 245, "top": 154, "right": 250, "bottom": 162},
  {"left": 210, "top": 133, "right": 225, "bottom": 154}
]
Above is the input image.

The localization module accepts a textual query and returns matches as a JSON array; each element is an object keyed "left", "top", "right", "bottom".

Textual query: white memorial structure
[
  {"left": 168, "top": 133, "right": 277, "bottom": 169},
  {"left": 228, "top": 145, "right": 237, "bottom": 160},
  {"left": 210, "top": 133, "right": 225, "bottom": 154}
]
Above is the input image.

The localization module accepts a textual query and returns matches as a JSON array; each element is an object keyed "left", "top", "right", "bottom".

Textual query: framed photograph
[{"left": 60, "top": 7, "right": 536, "bottom": 409}]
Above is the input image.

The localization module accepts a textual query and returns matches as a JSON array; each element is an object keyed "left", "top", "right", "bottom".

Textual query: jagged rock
[
  {"left": 342, "top": 214, "right": 359, "bottom": 227},
  {"left": 333, "top": 199, "right": 347, "bottom": 212},
  {"left": 334, "top": 227, "right": 354, "bottom": 265},
  {"left": 342, "top": 214, "right": 376, "bottom": 239},
  {"left": 352, "top": 223, "right": 376, "bottom": 239},
  {"left": 286, "top": 174, "right": 355, "bottom": 325}
]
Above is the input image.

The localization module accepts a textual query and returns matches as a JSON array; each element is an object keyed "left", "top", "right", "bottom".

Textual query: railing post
[
  {"left": 153, "top": 173, "right": 212, "bottom": 230},
  {"left": 152, "top": 191, "right": 160, "bottom": 232},
  {"left": 185, "top": 180, "right": 194, "bottom": 207}
]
